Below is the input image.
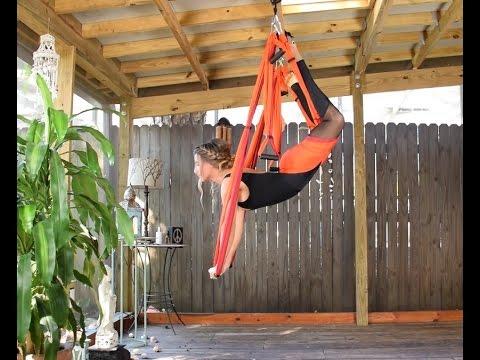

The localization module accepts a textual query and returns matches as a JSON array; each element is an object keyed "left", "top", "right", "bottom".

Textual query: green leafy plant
[{"left": 17, "top": 74, "right": 134, "bottom": 359}]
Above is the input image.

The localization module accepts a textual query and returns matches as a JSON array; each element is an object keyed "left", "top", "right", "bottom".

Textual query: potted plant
[{"left": 17, "top": 74, "right": 134, "bottom": 359}]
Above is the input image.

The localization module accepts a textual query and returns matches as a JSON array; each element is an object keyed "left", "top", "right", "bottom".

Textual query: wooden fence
[{"left": 108, "top": 122, "right": 463, "bottom": 313}]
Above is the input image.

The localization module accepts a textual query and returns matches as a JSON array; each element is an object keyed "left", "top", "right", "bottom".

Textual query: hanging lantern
[{"left": 32, "top": 34, "right": 59, "bottom": 99}]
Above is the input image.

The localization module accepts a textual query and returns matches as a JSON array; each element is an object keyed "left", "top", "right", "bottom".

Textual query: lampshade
[{"left": 127, "top": 158, "right": 163, "bottom": 189}]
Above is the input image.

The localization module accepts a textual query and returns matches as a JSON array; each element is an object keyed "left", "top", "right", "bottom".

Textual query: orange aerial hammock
[{"left": 212, "top": 1, "right": 323, "bottom": 277}]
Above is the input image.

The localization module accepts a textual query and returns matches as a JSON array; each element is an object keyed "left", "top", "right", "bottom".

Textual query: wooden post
[
  {"left": 118, "top": 98, "right": 133, "bottom": 311},
  {"left": 351, "top": 71, "right": 369, "bottom": 326},
  {"left": 54, "top": 44, "right": 75, "bottom": 116}
]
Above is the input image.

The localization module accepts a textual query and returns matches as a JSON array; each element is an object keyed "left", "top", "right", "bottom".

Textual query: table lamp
[{"left": 127, "top": 158, "right": 163, "bottom": 237}]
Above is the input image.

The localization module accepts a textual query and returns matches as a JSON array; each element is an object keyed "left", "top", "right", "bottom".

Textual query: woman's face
[{"left": 194, "top": 154, "right": 214, "bottom": 181}]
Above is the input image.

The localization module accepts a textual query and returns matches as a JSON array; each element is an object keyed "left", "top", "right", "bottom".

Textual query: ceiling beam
[
  {"left": 412, "top": 0, "right": 462, "bottom": 68},
  {"left": 18, "top": 0, "right": 137, "bottom": 98},
  {"left": 103, "top": 13, "right": 435, "bottom": 59},
  {"left": 135, "top": 44, "right": 461, "bottom": 88},
  {"left": 121, "top": 29, "right": 461, "bottom": 74},
  {"left": 354, "top": 0, "right": 394, "bottom": 73},
  {"left": 131, "top": 64, "right": 462, "bottom": 117},
  {"left": 152, "top": 0, "right": 209, "bottom": 90},
  {"left": 80, "top": 0, "right": 452, "bottom": 39},
  {"left": 54, "top": 0, "right": 151, "bottom": 14}
]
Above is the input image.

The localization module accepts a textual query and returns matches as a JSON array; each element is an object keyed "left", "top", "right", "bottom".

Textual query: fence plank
[
  {"left": 287, "top": 123, "right": 301, "bottom": 311},
  {"left": 148, "top": 125, "right": 162, "bottom": 299},
  {"left": 429, "top": 125, "right": 441, "bottom": 310},
  {"left": 256, "top": 157, "right": 268, "bottom": 312},
  {"left": 343, "top": 122, "right": 355, "bottom": 311},
  {"left": 407, "top": 124, "right": 420, "bottom": 310},
  {"left": 365, "top": 123, "right": 376, "bottom": 312},
  {"left": 332, "top": 129, "right": 343, "bottom": 312},
  {"left": 298, "top": 125, "right": 311, "bottom": 311},
  {"left": 201, "top": 125, "right": 214, "bottom": 312},
  {"left": 191, "top": 124, "right": 204, "bottom": 312},
  {"left": 278, "top": 128, "right": 289, "bottom": 312},
  {"left": 451, "top": 125, "right": 462, "bottom": 308},
  {"left": 267, "top": 199, "right": 279, "bottom": 311},
  {"left": 438, "top": 125, "right": 451, "bottom": 309},
  {"left": 375, "top": 123, "right": 387, "bottom": 311},
  {"left": 310, "top": 139, "right": 322, "bottom": 312},
  {"left": 321, "top": 136, "right": 333, "bottom": 312},
  {"left": 386, "top": 123, "right": 398, "bottom": 310},
  {"left": 169, "top": 124, "right": 181, "bottom": 311},
  {"left": 418, "top": 124, "right": 430, "bottom": 310},
  {"left": 396, "top": 124, "right": 408, "bottom": 311}
]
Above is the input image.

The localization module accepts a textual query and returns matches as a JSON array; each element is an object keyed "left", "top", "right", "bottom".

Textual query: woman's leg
[{"left": 287, "top": 38, "right": 345, "bottom": 139}]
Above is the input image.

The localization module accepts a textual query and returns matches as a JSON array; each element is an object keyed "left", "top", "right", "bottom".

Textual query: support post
[
  {"left": 118, "top": 98, "right": 133, "bottom": 311},
  {"left": 351, "top": 71, "right": 369, "bottom": 326}
]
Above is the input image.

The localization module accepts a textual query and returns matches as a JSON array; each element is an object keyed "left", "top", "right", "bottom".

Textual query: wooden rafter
[
  {"left": 135, "top": 45, "right": 461, "bottom": 88},
  {"left": 103, "top": 13, "right": 436, "bottom": 59},
  {"left": 412, "top": 0, "right": 462, "bottom": 69},
  {"left": 82, "top": 1, "right": 370, "bottom": 38},
  {"left": 152, "top": 0, "right": 209, "bottom": 90},
  {"left": 17, "top": 0, "right": 137, "bottom": 98},
  {"left": 54, "top": 0, "right": 151, "bottom": 14},
  {"left": 354, "top": 0, "right": 394, "bottom": 73},
  {"left": 131, "top": 65, "right": 462, "bottom": 118},
  {"left": 122, "top": 29, "right": 461, "bottom": 76}
]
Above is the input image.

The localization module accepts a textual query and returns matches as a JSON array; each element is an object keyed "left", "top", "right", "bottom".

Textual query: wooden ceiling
[{"left": 17, "top": 0, "right": 462, "bottom": 115}]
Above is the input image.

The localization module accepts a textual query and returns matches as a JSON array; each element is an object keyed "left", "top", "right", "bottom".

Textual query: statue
[{"left": 95, "top": 265, "right": 118, "bottom": 349}]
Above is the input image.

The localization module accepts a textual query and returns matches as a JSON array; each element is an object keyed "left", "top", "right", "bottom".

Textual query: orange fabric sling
[{"left": 212, "top": 30, "right": 323, "bottom": 277}]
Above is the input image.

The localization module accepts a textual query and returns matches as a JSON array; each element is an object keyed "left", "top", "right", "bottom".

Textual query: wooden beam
[
  {"left": 82, "top": 1, "right": 370, "bottom": 38},
  {"left": 145, "top": 310, "right": 463, "bottom": 325},
  {"left": 103, "top": 13, "right": 435, "bottom": 59},
  {"left": 17, "top": 0, "right": 136, "bottom": 98},
  {"left": 54, "top": 0, "right": 151, "bottom": 14},
  {"left": 355, "top": 0, "right": 394, "bottom": 73},
  {"left": 152, "top": 0, "right": 209, "bottom": 90},
  {"left": 412, "top": 0, "right": 462, "bottom": 68},
  {"left": 135, "top": 43, "right": 461, "bottom": 88},
  {"left": 54, "top": 44, "right": 76, "bottom": 116},
  {"left": 118, "top": 98, "right": 133, "bottom": 311},
  {"left": 351, "top": 71, "right": 368, "bottom": 326},
  {"left": 131, "top": 65, "right": 462, "bottom": 117}
]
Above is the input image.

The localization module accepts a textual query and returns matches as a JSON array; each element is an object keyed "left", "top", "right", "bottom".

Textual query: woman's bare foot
[{"left": 286, "top": 33, "right": 302, "bottom": 61}]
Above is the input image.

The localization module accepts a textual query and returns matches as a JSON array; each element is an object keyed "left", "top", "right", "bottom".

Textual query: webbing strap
[{"left": 212, "top": 31, "right": 323, "bottom": 277}]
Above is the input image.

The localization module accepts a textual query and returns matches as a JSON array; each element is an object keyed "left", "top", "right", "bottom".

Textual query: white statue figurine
[{"left": 95, "top": 265, "right": 119, "bottom": 349}]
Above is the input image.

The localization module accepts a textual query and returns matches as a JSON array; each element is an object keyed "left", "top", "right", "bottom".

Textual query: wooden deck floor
[{"left": 124, "top": 321, "right": 462, "bottom": 359}]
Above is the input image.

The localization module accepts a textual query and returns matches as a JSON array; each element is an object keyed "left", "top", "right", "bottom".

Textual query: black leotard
[{"left": 224, "top": 59, "right": 330, "bottom": 210}]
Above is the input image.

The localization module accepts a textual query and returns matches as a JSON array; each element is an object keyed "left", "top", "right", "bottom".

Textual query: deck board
[{"left": 124, "top": 322, "right": 462, "bottom": 359}]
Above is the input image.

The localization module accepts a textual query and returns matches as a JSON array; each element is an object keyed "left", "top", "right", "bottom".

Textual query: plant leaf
[
  {"left": 17, "top": 114, "right": 32, "bottom": 125},
  {"left": 35, "top": 74, "right": 52, "bottom": 143},
  {"left": 29, "top": 299, "right": 42, "bottom": 353},
  {"left": 39, "top": 316, "right": 60, "bottom": 360},
  {"left": 50, "top": 151, "right": 70, "bottom": 249},
  {"left": 70, "top": 298, "right": 86, "bottom": 346},
  {"left": 26, "top": 120, "right": 44, "bottom": 144},
  {"left": 73, "top": 126, "right": 115, "bottom": 166},
  {"left": 26, "top": 142, "right": 47, "bottom": 179},
  {"left": 73, "top": 269, "right": 92, "bottom": 288},
  {"left": 116, "top": 205, "right": 134, "bottom": 246},
  {"left": 72, "top": 173, "right": 98, "bottom": 203},
  {"left": 19, "top": 204, "right": 36, "bottom": 234},
  {"left": 86, "top": 143, "right": 102, "bottom": 176},
  {"left": 45, "top": 283, "right": 70, "bottom": 328},
  {"left": 17, "top": 252, "right": 32, "bottom": 343},
  {"left": 33, "top": 219, "right": 56, "bottom": 285},
  {"left": 49, "top": 108, "right": 69, "bottom": 144},
  {"left": 56, "top": 244, "right": 74, "bottom": 285},
  {"left": 96, "top": 177, "right": 116, "bottom": 205}
]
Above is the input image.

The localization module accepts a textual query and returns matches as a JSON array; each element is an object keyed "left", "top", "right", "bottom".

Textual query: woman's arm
[{"left": 209, "top": 178, "right": 247, "bottom": 278}]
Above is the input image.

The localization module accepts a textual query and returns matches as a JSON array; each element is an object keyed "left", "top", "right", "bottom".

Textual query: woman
[{"left": 194, "top": 36, "right": 345, "bottom": 278}]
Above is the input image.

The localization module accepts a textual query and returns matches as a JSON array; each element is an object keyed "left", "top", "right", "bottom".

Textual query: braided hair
[{"left": 193, "top": 138, "right": 235, "bottom": 207}]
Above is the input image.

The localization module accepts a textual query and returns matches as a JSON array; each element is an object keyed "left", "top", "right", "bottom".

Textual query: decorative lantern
[{"left": 32, "top": 34, "right": 59, "bottom": 99}]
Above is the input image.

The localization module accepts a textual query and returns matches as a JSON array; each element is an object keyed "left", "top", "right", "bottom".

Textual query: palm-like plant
[{"left": 17, "top": 75, "right": 134, "bottom": 359}]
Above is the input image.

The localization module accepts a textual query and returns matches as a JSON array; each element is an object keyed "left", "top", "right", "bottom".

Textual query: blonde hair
[{"left": 193, "top": 138, "right": 235, "bottom": 207}]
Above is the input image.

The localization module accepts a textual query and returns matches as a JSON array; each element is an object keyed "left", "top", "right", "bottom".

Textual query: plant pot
[{"left": 25, "top": 348, "right": 72, "bottom": 360}]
